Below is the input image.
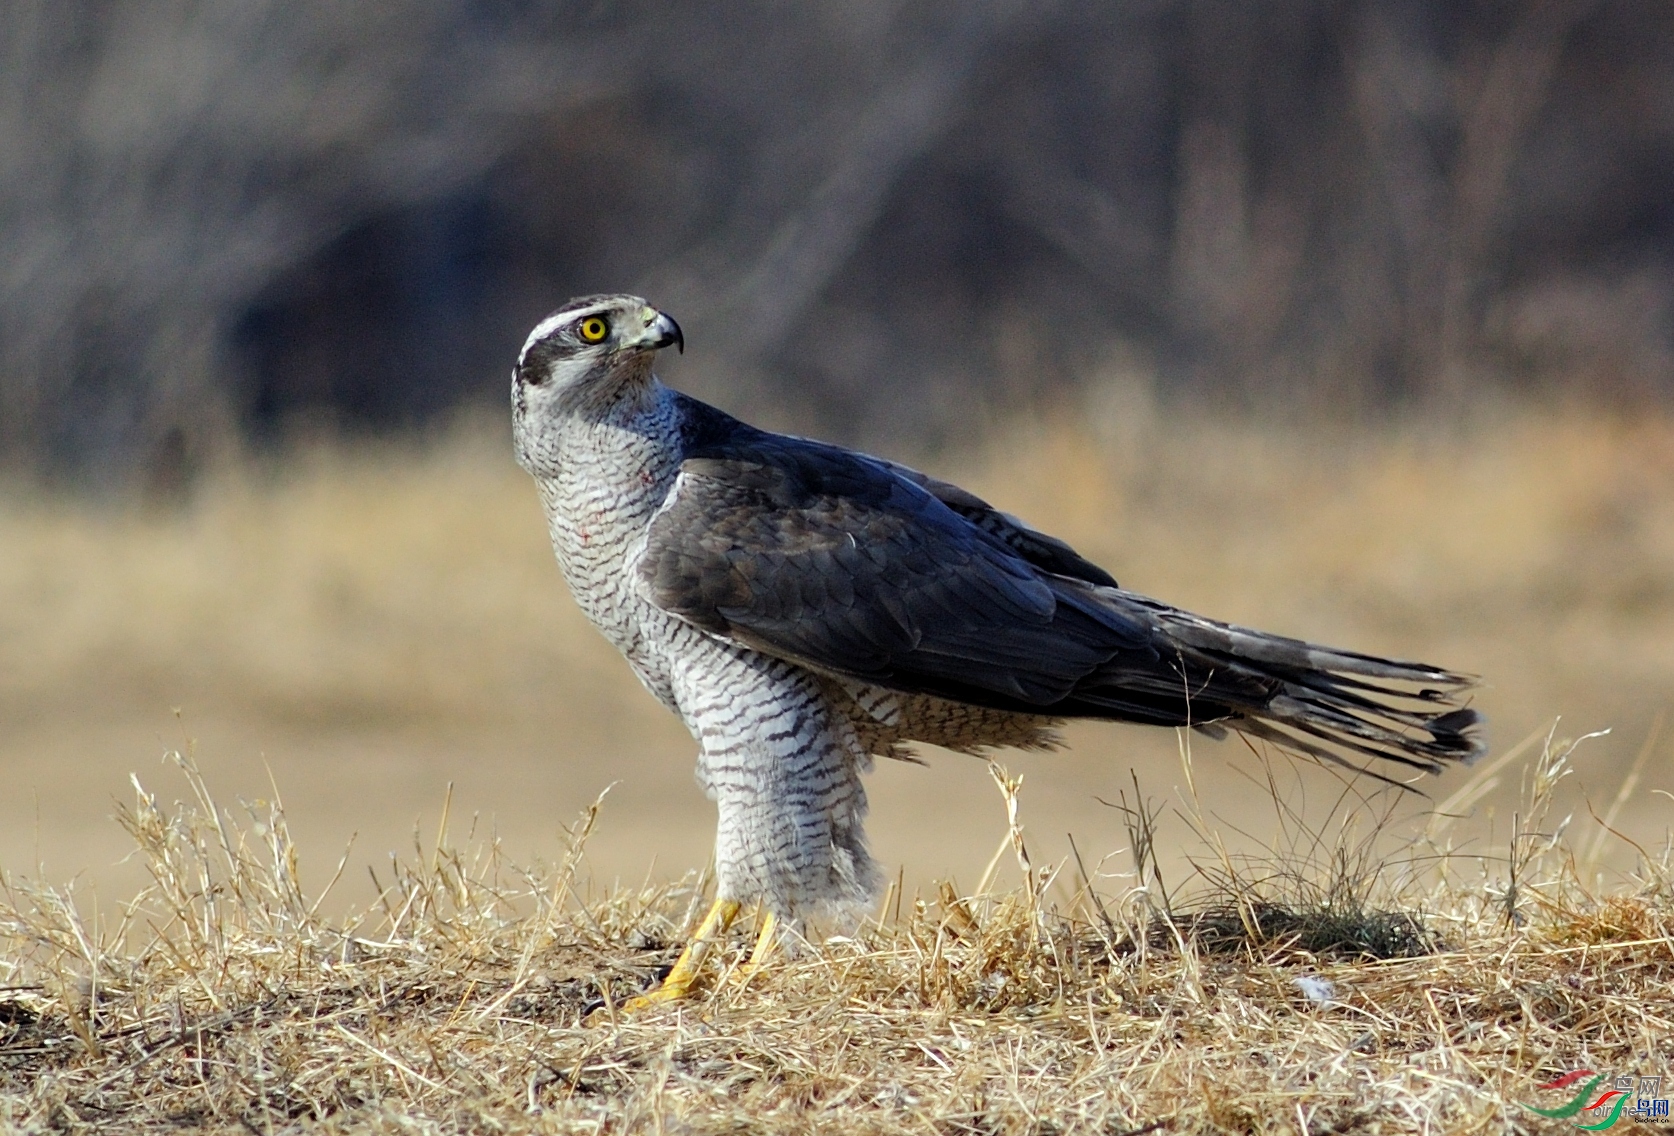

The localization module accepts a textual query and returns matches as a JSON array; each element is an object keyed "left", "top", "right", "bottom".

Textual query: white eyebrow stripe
[
  {"left": 518, "top": 298, "right": 628, "bottom": 367},
  {"left": 519, "top": 312, "right": 573, "bottom": 366}
]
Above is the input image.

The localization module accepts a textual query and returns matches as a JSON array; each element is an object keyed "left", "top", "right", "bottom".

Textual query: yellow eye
[{"left": 578, "top": 316, "right": 609, "bottom": 343}]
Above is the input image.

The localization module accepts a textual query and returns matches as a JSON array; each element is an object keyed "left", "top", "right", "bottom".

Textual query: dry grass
[{"left": 1, "top": 729, "right": 1670, "bottom": 1133}]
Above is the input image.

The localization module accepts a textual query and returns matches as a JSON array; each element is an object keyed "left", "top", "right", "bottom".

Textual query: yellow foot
[
  {"left": 588, "top": 898, "right": 740, "bottom": 1024},
  {"left": 617, "top": 977, "right": 698, "bottom": 1013},
  {"left": 727, "top": 911, "right": 778, "bottom": 991}
]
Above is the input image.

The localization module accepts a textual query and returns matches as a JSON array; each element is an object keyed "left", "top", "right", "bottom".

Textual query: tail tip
[{"left": 1429, "top": 707, "right": 1488, "bottom": 765}]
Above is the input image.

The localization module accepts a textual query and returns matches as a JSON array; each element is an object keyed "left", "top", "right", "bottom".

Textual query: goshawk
[{"left": 512, "top": 294, "right": 1483, "bottom": 1007}]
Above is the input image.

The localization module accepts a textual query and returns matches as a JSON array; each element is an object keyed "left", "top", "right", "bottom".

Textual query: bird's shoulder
[
  {"left": 666, "top": 392, "right": 1115, "bottom": 587},
  {"left": 658, "top": 394, "right": 946, "bottom": 585},
  {"left": 672, "top": 402, "right": 906, "bottom": 509}
]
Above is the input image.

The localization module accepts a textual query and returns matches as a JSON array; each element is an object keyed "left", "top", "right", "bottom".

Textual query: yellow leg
[
  {"left": 616, "top": 898, "right": 740, "bottom": 1014},
  {"left": 729, "top": 911, "right": 778, "bottom": 990},
  {"left": 745, "top": 911, "right": 778, "bottom": 970}
]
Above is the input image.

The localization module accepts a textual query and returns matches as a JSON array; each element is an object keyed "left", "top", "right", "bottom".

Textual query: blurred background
[{"left": 3, "top": 1, "right": 1673, "bottom": 911}]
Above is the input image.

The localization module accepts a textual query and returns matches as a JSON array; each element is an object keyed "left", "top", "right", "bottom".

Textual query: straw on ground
[{"left": 2, "top": 727, "right": 1670, "bottom": 1134}]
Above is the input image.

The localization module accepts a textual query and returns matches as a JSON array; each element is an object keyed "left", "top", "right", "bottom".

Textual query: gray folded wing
[
  {"left": 636, "top": 427, "right": 1258, "bottom": 723},
  {"left": 638, "top": 416, "right": 1484, "bottom": 778}
]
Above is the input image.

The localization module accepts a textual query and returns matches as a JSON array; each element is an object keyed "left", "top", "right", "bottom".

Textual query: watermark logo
[{"left": 1522, "top": 1070, "right": 1668, "bottom": 1129}]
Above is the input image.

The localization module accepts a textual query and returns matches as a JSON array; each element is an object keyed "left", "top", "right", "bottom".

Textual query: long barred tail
[{"left": 1140, "top": 601, "right": 1486, "bottom": 784}]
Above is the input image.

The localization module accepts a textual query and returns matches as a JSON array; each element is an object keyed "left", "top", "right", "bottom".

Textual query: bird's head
[{"left": 512, "top": 294, "right": 683, "bottom": 471}]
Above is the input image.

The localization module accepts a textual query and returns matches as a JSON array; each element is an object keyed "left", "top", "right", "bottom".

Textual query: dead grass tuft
[
  {"left": 1169, "top": 902, "right": 1437, "bottom": 962},
  {"left": 3, "top": 730, "right": 1672, "bottom": 1134}
]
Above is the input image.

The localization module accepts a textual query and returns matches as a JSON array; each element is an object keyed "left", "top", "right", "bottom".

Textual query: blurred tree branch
[{"left": 0, "top": 1, "right": 1667, "bottom": 486}]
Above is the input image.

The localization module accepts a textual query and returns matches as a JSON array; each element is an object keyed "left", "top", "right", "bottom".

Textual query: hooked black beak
[{"left": 636, "top": 307, "right": 684, "bottom": 354}]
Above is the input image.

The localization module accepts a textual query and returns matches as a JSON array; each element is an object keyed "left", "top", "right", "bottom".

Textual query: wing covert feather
[
  {"left": 637, "top": 440, "right": 1145, "bottom": 707},
  {"left": 875, "top": 459, "right": 1118, "bottom": 587}
]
